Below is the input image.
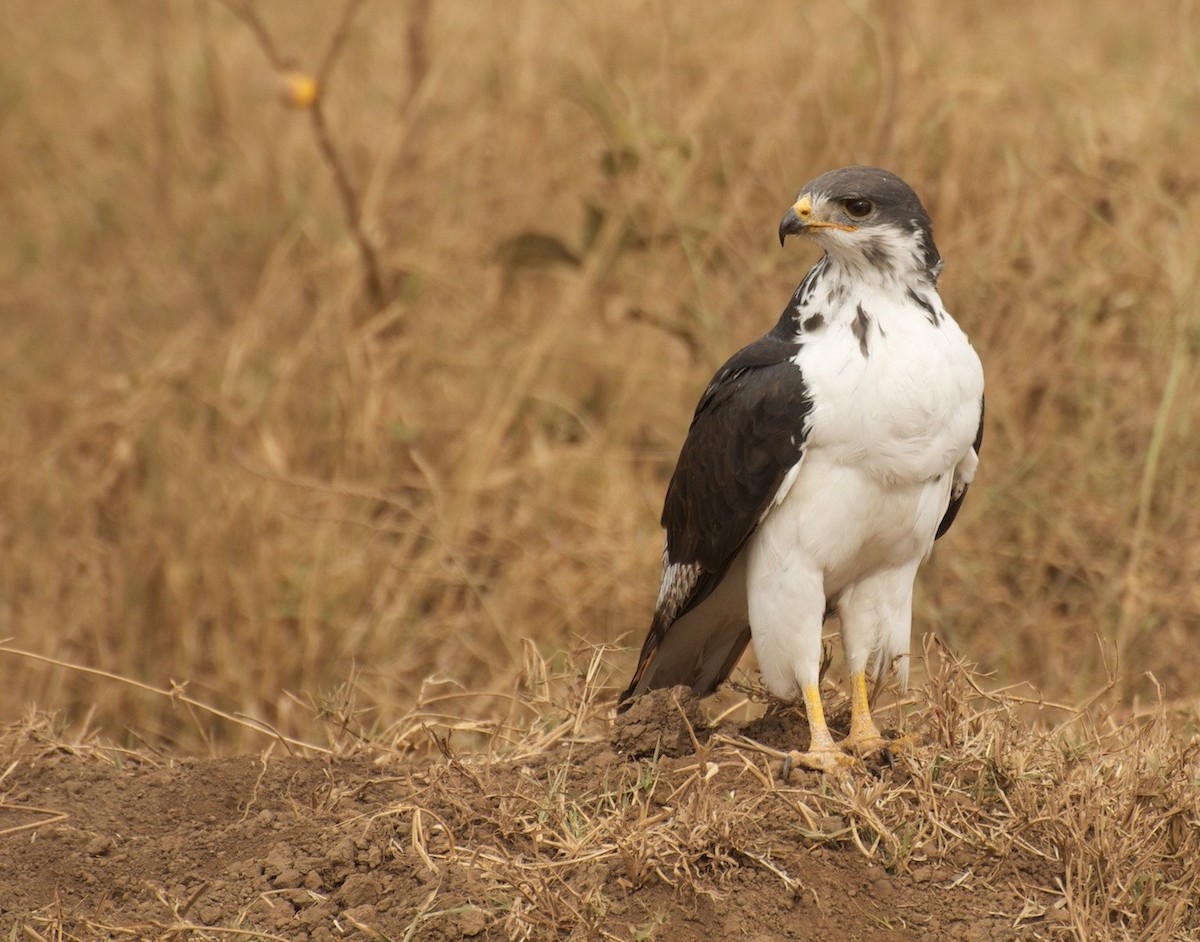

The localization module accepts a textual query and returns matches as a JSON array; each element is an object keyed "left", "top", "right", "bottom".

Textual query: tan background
[{"left": 2, "top": 0, "right": 1198, "bottom": 750}]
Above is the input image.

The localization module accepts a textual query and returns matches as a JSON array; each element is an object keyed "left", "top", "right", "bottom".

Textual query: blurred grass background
[{"left": 1, "top": 0, "right": 1198, "bottom": 751}]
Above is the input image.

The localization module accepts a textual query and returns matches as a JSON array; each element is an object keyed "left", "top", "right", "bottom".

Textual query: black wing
[
  {"left": 619, "top": 331, "right": 813, "bottom": 704},
  {"left": 935, "top": 395, "right": 984, "bottom": 539}
]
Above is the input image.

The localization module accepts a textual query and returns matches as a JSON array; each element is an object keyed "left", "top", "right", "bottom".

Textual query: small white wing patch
[
  {"left": 764, "top": 456, "right": 805, "bottom": 520},
  {"left": 949, "top": 447, "right": 978, "bottom": 501},
  {"left": 655, "top": 552, "right": 704, "bottom": 620}
]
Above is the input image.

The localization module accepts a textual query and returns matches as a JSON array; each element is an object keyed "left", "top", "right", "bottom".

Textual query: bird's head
[{"left": 778, "top": 166, "right": 942, "bottom": 283}]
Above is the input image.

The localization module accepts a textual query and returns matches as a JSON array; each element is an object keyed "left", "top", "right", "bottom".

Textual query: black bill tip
[{"left": 778, "top": 206, "right": 804, "bottom": 246}]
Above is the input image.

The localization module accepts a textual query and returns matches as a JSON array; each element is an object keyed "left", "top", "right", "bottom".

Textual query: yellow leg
[
  {"left": 842, "top": 671, "right": 920, "bottom": 759},
  {"left": 840, "top": 671, "right": 887, "bottom": 755},
  {"left": 782, "top": 674, "right": 916, "bottom": 778},
  {"left": 783, "top": 683, "right": 852, "bottom": 776},
  {"left": 803, "top": 682, "right": 839, "bottom": 752}
]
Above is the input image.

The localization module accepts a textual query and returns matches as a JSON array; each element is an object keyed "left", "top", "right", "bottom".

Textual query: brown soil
[{"left": 1, "top": 697, "right": 1062, "bottom": 940}]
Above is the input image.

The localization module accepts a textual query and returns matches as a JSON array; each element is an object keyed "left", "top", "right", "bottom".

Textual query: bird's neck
[
  {"left": 776, "top": 252, "right": 944, "bottom": 340},
  {"left": 822, "top": 238, "right": 937, "bottom": 292},
  {"left": 821, "top": 254, "right": 933, "bottom": 301}
]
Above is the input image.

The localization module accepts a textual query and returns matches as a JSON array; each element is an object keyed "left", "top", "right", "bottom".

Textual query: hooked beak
[
  {"left": 778, "top": 195, "right": 812, "bottom": 246},
  {"left": 778, "top": 193, "right": 858, "bottom": 246}
]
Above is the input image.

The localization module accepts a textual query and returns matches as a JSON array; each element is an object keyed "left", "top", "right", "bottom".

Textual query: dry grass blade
[
  {"left": 0, "top": 804, "right": 69, "bottom": 838},
  {"left": 0, "top": 645, "right": 331, "bottom": 756}
]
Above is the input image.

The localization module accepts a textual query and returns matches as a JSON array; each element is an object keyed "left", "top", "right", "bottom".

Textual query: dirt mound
[
  {"left": 1, "top": 708, "right": 1064, "bottom": 941},
  {"left": 610, "top": 684, "right": 706, "bottom": 757}
]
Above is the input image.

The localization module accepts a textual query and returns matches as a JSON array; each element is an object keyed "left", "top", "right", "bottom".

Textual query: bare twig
[
  {"left": 315, "top": 0, "right": 365, "bottom": 84},
  {"left": 216, "top": 0, "right": 387, "bottom": 308},
  {"left": 402, "top": 0, "right": 433, "bottom": 113},
  {"left": 217, "top": 0, "right": 284, "bottom": 69}
]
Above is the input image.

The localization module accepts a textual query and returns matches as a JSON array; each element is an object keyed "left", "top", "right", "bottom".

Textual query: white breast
[
  {"left": 752, "top": 278, "right": 983, "bottom": 593},
  {"left": 796, "top": 284, "right": 983, "bottom": 487}
]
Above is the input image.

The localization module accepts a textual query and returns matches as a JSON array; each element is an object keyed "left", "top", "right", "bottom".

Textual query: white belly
[{"left": 756, "top": 455, "right": 953, "bottom": 597}]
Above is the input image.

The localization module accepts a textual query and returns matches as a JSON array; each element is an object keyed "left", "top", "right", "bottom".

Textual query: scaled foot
[
  {"left": 840, "top": 671, "right": 916, "bottom": 762},
  {"left": 840, "top": 728, "right": 918, "bottom": 763},
  {"left": 782, "top": 746, "right": 855, "bottom": 778}
]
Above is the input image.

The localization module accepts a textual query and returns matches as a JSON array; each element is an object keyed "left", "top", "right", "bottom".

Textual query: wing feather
[
  {"left": 619, "top": 332, "right": 813, "bottom": 705},
  {"left": 935, "top": 394, "right": 985, "bottom": 539}
]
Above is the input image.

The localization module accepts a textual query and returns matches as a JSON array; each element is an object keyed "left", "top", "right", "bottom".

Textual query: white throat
[{"left": 816, "top": 224, "right": 937, "bottom": 291}]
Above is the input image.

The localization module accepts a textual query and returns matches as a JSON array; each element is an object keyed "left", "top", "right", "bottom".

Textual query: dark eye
[{"left": 843, "top": 198, "right": 873, "bottom": 219}]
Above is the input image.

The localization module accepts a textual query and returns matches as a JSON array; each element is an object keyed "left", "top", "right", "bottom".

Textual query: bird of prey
[{"left": 619, "top": 166, "right": 984, "bottom": 772}]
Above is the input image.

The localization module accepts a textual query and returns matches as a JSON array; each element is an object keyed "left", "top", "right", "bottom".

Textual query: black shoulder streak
[
  {"left": 802, "top": 313, "right": 825, "bottom": 332},
  {"left": 662, "top": 330, "right": 812, "bottom": 616},
  {"left": 852, "top": 303, "right": 871, "bottom": 357},
  {"left": 907, "top": 286, "right": 942, "bottom": 325}
]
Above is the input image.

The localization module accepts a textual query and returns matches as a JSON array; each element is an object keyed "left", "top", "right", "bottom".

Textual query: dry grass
[
  {"left": 399, "top": 641, "right": 1200, "bottom": 940},
  {"left": 2, "top": 7, "right": 1200, "bottom": 925},
  {"left": 6, "top": 643, "right": 1198, "bottom": 939}
]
